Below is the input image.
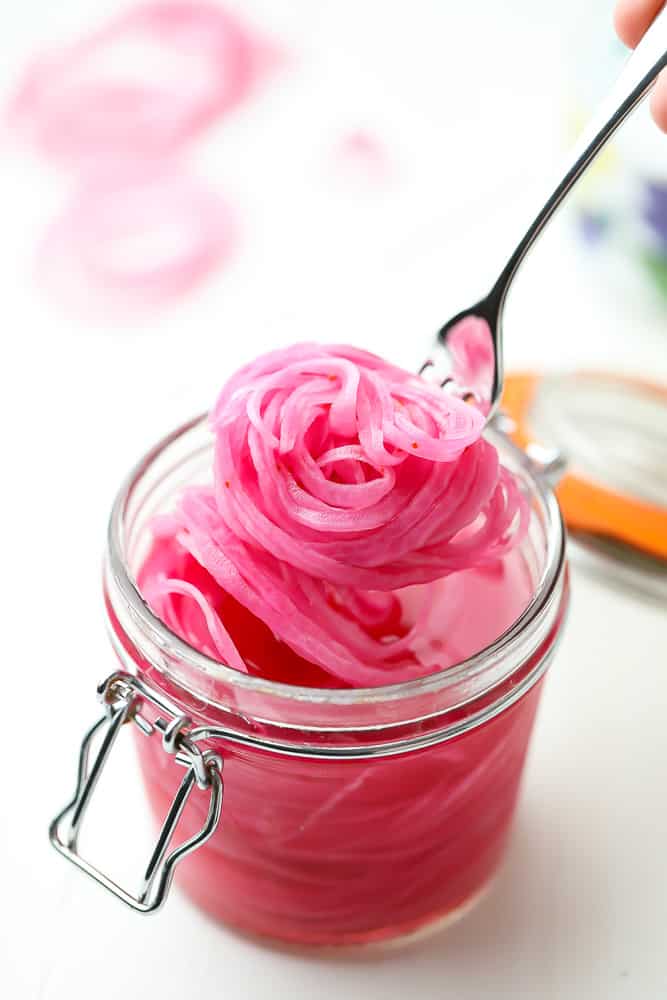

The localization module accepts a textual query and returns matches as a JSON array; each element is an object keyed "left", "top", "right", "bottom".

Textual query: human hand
[{"left": 614, "top": 0, "right": 667, "bottom": 130}]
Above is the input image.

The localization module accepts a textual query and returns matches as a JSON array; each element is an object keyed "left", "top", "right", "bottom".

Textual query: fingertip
[
  {"left": 650, "top": 72, "right": 667, "bottom": 133},
  {"left": 614, "top": 0, "right": 667, "bottom": 48},
  {"left": 613, "top": 2, "right": 639, "bottom": 47}
]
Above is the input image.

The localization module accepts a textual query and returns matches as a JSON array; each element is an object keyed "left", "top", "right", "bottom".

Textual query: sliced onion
[
  {"left": 8, "top": 1, "right": 279, "bottom": 163},
  {"left": 143, "top": 343, "right": 528, "bottom": 685},
  {"left": 37, "top": 163, "right": 235, "bottom": 314}
]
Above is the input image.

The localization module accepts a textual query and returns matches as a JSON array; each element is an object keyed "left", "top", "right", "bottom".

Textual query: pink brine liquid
[{"left": 124, "top": 541, "right": 543, "bottom": 945}]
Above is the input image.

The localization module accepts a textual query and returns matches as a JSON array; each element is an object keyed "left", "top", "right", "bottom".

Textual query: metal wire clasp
[{"left": 49, "top": 671, "right": 223, "bottom": 914}]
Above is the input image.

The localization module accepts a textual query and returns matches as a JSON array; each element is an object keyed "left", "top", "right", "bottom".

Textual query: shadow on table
[{"left": 315, "top": 799, "right": 611, "bottom": 984}]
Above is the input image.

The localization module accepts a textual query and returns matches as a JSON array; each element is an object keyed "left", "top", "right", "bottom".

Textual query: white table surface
[{"left": 2, "top": 2, "right": 666, "bottom": 997}]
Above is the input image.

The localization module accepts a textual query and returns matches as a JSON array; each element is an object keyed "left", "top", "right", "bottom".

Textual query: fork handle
[{"left": 492, "top": 4, "right": 667, "bottom": 302}]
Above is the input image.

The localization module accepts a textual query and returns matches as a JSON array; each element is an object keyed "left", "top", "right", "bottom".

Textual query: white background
[{"left": 1, "top": 1, "right": 666, "bottom": 997}]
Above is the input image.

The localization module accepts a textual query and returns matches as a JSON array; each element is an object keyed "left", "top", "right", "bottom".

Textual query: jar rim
[{"left": 106, "top": 413, "right": 566, "bottom": 709}]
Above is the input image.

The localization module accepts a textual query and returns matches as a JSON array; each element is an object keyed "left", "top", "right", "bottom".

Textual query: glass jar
[{"left": 51, "top": 415, "right": 569, "bottom": 948}]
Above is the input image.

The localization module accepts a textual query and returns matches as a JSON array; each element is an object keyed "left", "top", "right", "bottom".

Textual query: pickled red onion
[
  {"left": 8, "top": 2, "right": 279, "bottom": 163},
  {"left": 143, "top": 344, "right": 528, "bottom": 686},
  {"left": 447, "top": 316, "right": 495, "bottom": 415},
  {"left": 37, "top": 162, "right": 235, "bottom": 314}
]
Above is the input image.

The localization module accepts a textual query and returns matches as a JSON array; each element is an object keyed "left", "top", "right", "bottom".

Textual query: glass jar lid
[{"left": 502, "top": 370, "right": 667, "bottom": 601}]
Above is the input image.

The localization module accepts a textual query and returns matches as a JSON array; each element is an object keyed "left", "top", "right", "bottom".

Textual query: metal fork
[{"left": 420, "top": 5, "right": 667, "bottom": 418}]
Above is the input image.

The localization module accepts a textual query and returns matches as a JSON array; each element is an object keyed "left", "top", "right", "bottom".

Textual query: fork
[{"left": 420, "top": 4, "right": 667, "bottom": 418}]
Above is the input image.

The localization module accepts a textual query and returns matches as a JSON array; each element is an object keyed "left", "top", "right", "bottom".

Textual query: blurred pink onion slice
[
  {"left": 38, "top": 161, "right": 235, "bottom": 315},
  {"left": 8, "top": 1, "right": 280, "bottom": 163}
]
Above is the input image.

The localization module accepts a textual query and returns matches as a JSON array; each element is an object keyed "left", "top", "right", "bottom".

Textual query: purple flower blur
[{"left": 643, "top": 180, "right": 667, "bottom": 250}]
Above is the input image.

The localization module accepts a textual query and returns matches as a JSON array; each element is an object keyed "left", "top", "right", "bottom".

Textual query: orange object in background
[{"left": 501, "top": 372, "right": 667, "bottom": 561}]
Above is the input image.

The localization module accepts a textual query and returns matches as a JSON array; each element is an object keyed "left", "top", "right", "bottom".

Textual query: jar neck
[
  {"left": 104, "top": 559, "right": 568, "bottom": 754},
  {"left": 103, "top": 416, "right": 568, "bottom": 751}
]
